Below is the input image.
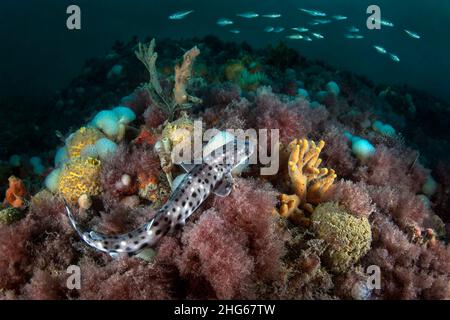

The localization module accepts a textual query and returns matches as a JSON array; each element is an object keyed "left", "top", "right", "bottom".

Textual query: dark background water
[{"left": 0, "top": 0, "right": 449, "bottom": 102}]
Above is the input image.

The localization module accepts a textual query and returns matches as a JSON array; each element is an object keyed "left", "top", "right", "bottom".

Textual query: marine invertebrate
[
  {"left": 311, "top": 202, "right": 372, "bottom": 273},
  {"left": 91, "top": 106, "right": 136, "bottom": 141},
  {"left": 4, "top": 176, "right": 27, "bottom": 208},
  {"left": 135, "top": 39, "right": 202, "bottom": 120},
  {"left": 0, "top": 207, "right": 25, "bottom": 224},
  {"left": 66, "top": 127, "right": 105, "bottom": 158},
  {"left": 154, "top": 113, "right": 194, "bottom": 186},
  {"left": 57, "top": 157, "right": 102, "bottom": 204},
  {"left": 279, "top": 139, "right": 336, "bottom": 221}
]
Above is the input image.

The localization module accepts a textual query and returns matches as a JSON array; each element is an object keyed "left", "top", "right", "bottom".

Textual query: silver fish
[
  {"left": 264, "top": 26, "right": 275, "bottom": 32},
  {"left": 262, "top": 13, "right": 281, "bottom": 18},
  {"left": 347, "top": 26, "right": 360, "bottom": 33},
  {"left": 374, "top": 45, "right": 387, "bottom": 54},
  {"left": 229, "top": 29, "right": 241, "bottom": 34},
  {"left": 286, "top": 34, "right": 304, "bottom": 40},
  {"left": 273, "top": 26, "right": 285, "bottom": 33},
  {"left": 313, "top": 19, "right": 332, "bottom": 25},
  {"left": 303, "top": 36, "right": 313, "bottom": 42},
  {"left": 404, "top": 29, "right": 421, "bottom": 39},
  {"left": 236, "top": 12, "right": 259, "bottom": 19},
  {"left": 389, "top": 53, "right": 400, "bottom": 62},
  {"left": 65, "top": 138, "right": 255, "bottom": 257},
  {"left": 311, "top": 32, "right": 324, "bottom": 39},
  {"left": 168, "top": 10, "right": 194, "bottom": 20},
  {"left": 333, "top": 15, "right": 347, "bottom": 21},
  {"left": 299, "top": 8, "right": 327, "bottom": 17},
  {"left": 217, "top": 18, "right": 234, "bottom": 26},
  {"left": 371, "top": 18, "right": 394, "bottom": 27},
  {"left": 345, "top": 34, "right": 364, "bottom": 39},
  {"left": 291, "top": 27, "right": 309, "bottom": 33}
]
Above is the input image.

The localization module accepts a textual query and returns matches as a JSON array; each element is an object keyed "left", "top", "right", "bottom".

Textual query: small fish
[
  {"left": 286, "top": 34, "right": 304, "bottom": 40},
  {"left": 308, "top": 21, "right": 320, "bottom": 26},
  {"left": 273, "top": 26, "right": 285, "bottom": 33},
  {"left": 389, "top": 53, "right": 400, "bottom": 62},
  {"left": 374, "top": 45, "right": 387, "bottom": 54},
  {"left": 404, "top": 29, "right": 421, "bottom": 39},
  {"left": 299, "top": 8, "right": 327, "bottom": 17},
  {"left": 303, "top": 36, "right": 313, "bottom": 42},
  {"left": 333, "top": 15, "right": 347, "bottom": 21},
  {"left": 345, "top": 34, "right": 364, "bottom": 39},
  {"left": 229, "top": 29, "right": 240, "bottom": 34},
  {"left": 314, "top": 19, "right": 332, "bottom": 25},
  {"left": 311, "top": 32, "right": 324, "bottom": 39},
  {"left": 371, "top": 18, "right": 394, "bottom": 27},
  {"left": 347, "top": 26, "right": 360, "bottom": 33},
  {"left": 236, "top": 12, "right": 259, "bottom": 19},
  {"left": 262, "top": 13, "right": 281, "bottom": 18},
  {"left": 264, "top": 26, "right": 275, "bottom": 32},
  {"left": 217, "top": 18, "right": 234, "bottom": 26},
  {"left": 168, "top": 10, "right": 194, "bottom": 20},
  {"left": 291, "top": 27, "right": 309, "bottom": 33}
]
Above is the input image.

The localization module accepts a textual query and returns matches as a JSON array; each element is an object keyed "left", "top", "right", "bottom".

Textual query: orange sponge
[{"left": 4, "top": 176, "right": 27, "bottom": 208}]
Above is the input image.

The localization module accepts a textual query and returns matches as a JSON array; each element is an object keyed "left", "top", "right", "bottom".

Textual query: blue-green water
[{"left": 1, "top": 0, "right": 449, "bottom": 102}]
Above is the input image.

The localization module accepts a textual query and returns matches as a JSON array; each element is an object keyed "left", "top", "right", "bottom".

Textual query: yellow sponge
[
  {"left": 311, "top": 202, "right": 372, "bottom": 273},
  {"left": 57, "top": 157, "right": 102, "bottom": 203},
  {"left": 67, "top": 127, "right": 105, "bottom": 158}
]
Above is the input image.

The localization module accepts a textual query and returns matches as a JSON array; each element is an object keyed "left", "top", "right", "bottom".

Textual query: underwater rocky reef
[{"left": 0, "top": 36, "right": 449, "bottom": 300}]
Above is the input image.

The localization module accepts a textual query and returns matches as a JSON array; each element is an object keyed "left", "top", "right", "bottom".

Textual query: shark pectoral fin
[
  {"left": 179, "top": 162, "right": 195, "bottom": 172},
  {"left": 213, "top": 173, "right": 234, "bottom": 197},
  {"left": 89, "top": 230, "right": 105, "bottom": 241}
]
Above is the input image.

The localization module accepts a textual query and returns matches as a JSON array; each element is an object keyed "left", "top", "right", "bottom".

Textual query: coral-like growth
[
  {"left": 4, "top": 176, "right": 27, "bottom": 208},
  {"left": 135, "top": 39, "right": 202, "bottom": 120},
  {"left": 57, "top": 157, "right": 102, "bottom": 203},
  {"left": 66, "top": 127, "right": 105, "bottom": 158},
  {"left": 279, "top": 139, "right": 336, "bottom": 222},
  {"left": 174, "top": 46, "right": 201, "bottom": 105},
  {"left": 311, "top": 202, "right": 372, "bottom": 273}
]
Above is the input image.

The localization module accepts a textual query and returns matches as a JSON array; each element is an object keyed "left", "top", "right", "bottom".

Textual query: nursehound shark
[{"left": 65, "top": 137, "right": 254, "bottom": 257}]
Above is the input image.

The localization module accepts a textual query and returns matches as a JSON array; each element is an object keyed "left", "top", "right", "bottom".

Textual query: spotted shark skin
[{"left": 65, "top": 138, "right": 254, "bottom": 257}]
